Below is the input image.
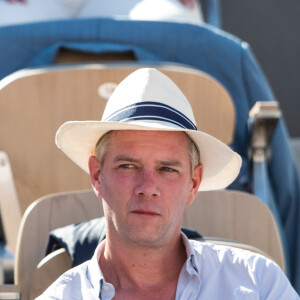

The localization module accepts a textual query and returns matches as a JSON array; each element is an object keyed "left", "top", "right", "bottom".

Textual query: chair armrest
[
  {"left": 30, "top": 248, "right": 72, "bottom": 299},
  {"left": 0, "top": 151, "right": 22, "bottom": 254},
  {"left": 0, "top": 285, "right": 20, "bottom": 299}
]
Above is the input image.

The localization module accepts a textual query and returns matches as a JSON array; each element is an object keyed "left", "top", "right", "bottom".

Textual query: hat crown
[{"left": 102, "top": 68, "right": 197, "bottom": 128}]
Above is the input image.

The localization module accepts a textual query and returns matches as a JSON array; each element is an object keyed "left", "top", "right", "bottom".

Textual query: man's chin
[{"left": 125, "top": 231, "right": 167, "bottom": 249}]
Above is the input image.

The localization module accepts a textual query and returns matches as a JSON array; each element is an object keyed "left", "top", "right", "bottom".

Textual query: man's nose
[{"left": 134, "top": 169, "right": 161, "bottom": 198}]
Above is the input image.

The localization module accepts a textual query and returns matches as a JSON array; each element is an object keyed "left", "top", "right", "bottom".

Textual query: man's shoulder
[
  {"left": 36, "top": 260, "right": 90, "bottom": 299},
  {"left": 190, "top": 239, "right": 276, "bottom": 270},
  {"left": 191, "top": 239, "right": 268, "bottom": 258},
  {"left": 56, "top": 260, "right": 90, "bottom": 281},
  {"left": 189, "top": 240, "right": 299, "bottom": 299}
]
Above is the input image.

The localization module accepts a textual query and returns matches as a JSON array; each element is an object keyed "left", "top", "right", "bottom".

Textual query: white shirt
[{"left": 37, "top": 234, "right": 299, "bottom": 299}]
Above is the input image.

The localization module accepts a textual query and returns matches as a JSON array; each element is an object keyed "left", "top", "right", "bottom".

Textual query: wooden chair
[
  {"left": 14, "top": 189, "right": 284, "bottom": 299},
  {"left": 0, "top": 62, "right": 235, "bottom": 255},
  {"left": 183, "top": 190, "right": 285, "bottom": 270},
  {"left": 15, "top": 190, "right": 103, "bottom": 300}
]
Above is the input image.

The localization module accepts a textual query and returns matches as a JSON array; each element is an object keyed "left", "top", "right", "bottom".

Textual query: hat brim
[{"left": 55, "top": 120, "right": 241, "bottom": 191}]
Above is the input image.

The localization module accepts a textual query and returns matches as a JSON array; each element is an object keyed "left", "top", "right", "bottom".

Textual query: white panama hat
[{"left": 55, "top": 68, "right": 241, "bottom": 191}]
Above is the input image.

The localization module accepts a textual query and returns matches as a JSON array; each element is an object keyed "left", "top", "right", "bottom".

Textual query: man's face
[{"left": 89, "top": 130, "right": 202, "bottom": 248}]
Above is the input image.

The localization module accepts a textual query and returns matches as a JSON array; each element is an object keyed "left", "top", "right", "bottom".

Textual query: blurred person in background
[{"left": 0, "top": 0, "right": 203, "bottom": 26}]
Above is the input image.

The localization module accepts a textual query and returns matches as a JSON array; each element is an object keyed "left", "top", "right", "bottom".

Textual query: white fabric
[
  {"left": 37, "top": 234, "right": 299, "bottom": 299},
  {"left": 0, "top": 0, "right": 203, "bottom": 27},
  {"left": 0, "top": 0, "right": 70, "bottom": 25}
]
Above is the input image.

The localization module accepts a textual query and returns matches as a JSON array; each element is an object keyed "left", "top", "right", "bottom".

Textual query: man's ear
[
  {"left": 187, "top": 163, "right": 203, "bottom": 207},
  {"left": 89, "top": 156, "right": 102, "bottom": 198}
]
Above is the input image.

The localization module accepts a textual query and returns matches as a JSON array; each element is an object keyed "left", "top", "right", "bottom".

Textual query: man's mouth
[{"left": 132, "top": 209, "right": 160, "bottom": 217}]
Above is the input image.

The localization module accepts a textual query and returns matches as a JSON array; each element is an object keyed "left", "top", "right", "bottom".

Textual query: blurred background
[{"left": 222, "top": 0, "right": 300, "bottom": 138}]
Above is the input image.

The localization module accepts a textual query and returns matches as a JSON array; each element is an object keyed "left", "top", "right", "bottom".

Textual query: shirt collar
[
  {"left": 87, "top": 240, "right": 106, "bottom": 294},
  {"left": 181, "top": 232, "right": 201, "bottom": 275}
]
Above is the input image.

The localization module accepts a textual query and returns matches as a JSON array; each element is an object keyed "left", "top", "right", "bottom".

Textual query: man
[{"left": 38, "top": 68, "right": 298, "bottom": 299}]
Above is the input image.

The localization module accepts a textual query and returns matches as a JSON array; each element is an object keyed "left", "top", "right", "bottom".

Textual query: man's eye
[
  {"left": 160, "top": 166, "right": 177, "bottom": 172},
  {"left": 119, "top": 164, "right": 135, "bottom": 169}
]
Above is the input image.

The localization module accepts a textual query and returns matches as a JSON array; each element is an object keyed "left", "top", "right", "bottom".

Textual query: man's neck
[{"left": 99, "top": 233, "right": 187, "bottom": 299}]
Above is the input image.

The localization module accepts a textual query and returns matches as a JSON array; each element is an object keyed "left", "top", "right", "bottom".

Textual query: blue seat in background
[{"left": 203, "top": 0, "right": 221, "bottom": 28}]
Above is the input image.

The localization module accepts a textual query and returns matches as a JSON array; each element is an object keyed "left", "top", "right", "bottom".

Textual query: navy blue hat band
[{"left": 104, "top": 101, "right": 197, "bottom": 130}]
